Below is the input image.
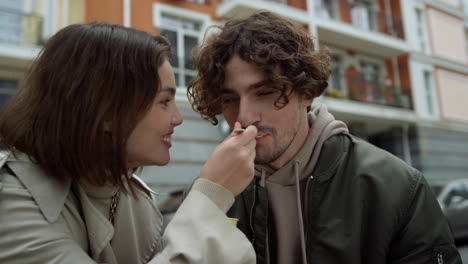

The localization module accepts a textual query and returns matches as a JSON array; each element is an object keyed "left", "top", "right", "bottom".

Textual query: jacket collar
[
  {"left": 6, "top": 151, "right": 71, "bottom": 223},
  {"left": 312, "top": 133, "right": 352, "bottom": 182}
]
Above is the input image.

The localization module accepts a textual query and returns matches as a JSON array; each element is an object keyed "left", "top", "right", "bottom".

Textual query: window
[
  {"left": 0, "top": 0, "right": 23, "bottom": 44},
  {"left": 360, "top": 61, "right": 380, "bottom": 84},
  {"left": 0, "top": 80, "right": 17, "bottom": 109},
  {"left": 423, "top": 70, "right": 435, "bottom": 115},
  {"left": 465, "top": 28, "right": 468, "bottom": 62},
  {"left": 443, "top": 183, "right": 468, "bottom": 209},
  {"left": 159, "top": 14, "right": 202, "bottom": 87},
  {"left": 351, "top": 0, "right": 376, "bottom": 31},
  {"left": 327, "top": 55, "right": 346, "bottom": 98},
  {"left": 359, "top": 60, "right": 384, "bottom": 104},
  {"left": 264, "top": 0, "right": 288, "bottom": 3},
  {"left": 330, "top": 55, "right": 343, "bottom": 91},
  {"left": 415, "top": 8, "right": 430, "bottom": 54},
  {"left": 186, "top": 0, "right": 205, "bottom": 3},
  {"left": 315, "top": 0, "right": 339, "bottom": 19}
]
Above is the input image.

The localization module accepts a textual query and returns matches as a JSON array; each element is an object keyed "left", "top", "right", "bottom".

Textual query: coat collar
[{"left": 5, "top": 151, "right": 71, "bottom": 223}]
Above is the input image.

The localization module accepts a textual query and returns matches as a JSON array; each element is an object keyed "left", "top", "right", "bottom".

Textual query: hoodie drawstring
[
  {"left": 295, "top": 161, "right": 308, "bottom": 264},
  {"left": 260, "top": 168, "right": 266, "bottom": 187}
]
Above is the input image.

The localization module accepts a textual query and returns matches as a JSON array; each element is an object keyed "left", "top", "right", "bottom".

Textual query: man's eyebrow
[
  {"left": 221, "top": 80, "right": 266, "bottom": 94},
  {"left": 160, "top": 87, "right": 176, "bottom": 95}
]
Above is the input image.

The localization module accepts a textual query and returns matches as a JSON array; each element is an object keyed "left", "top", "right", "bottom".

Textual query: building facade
[
  {"left": 1, "top": 0, "right": 467, "bottom": 191},
  {"left": 0, "top": 0, "right": 85, "bottom": 107}
]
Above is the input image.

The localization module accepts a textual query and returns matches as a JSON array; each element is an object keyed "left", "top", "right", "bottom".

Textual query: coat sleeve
[
  {"left": 388, "top": 171, "right": 462, "bottom": 264},
  {"left": 150, "top": 179, "right": 256, "bottom": 264},
  {"left": 0, "top": 169, "right": 255, "bottom": 264},
  {"left": 0, "top": 171, "right": 97, "bottom": 264}
]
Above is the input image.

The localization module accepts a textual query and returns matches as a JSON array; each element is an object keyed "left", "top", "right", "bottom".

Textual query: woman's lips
[{"left": 161, "top": 131, "right": 173, "bottom": 148}]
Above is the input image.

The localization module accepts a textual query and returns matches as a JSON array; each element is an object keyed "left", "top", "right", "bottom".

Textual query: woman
[{"left": 0, "top": 23, "right": 257, "bottom": 263}]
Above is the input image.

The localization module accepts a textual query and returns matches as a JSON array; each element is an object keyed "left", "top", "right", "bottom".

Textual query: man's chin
[{"left": 254, "top": 155, "right": 275, "bottom": 165}]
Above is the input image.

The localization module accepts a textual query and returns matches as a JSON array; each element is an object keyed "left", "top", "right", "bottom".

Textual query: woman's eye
[{"left": 160, "top": 99, "right": 171, "bottom": 106}]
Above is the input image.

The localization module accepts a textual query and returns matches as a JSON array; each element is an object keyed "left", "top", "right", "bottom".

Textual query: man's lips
[
  {"left": 233, "top": 129, "right": 266, "bottom": 138},
  {"left": 255, "top": 134, "right": 268, "bottom": 144}
]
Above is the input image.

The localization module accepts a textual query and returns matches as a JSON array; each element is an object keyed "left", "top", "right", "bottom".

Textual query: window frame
[
  {"left": 414, "top": 4, "right": 431, "bottom": 55},
  {"left": 327, "top": 48, "right": 348, "bottom": 99},
  {"left": 350, "top": 0, "right": 378, "bottom": 32},
  {"left": 153, "top": 4, "right": 211, "bottom": 89},
  {"left": 315, "top": 0, "right": 340, "bottom": 20},
  {"left": 354, "top": 54, "right": 387, "bottom": 104},
  {"left": 0, "top": 79, "right": 18, "bottom": 108}
]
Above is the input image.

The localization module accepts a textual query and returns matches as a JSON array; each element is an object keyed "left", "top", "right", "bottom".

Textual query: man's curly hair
[{"left": 188, "top": 11, "right": 330, "bottom": 125}]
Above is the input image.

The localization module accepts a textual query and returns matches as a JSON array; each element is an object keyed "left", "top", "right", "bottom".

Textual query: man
[{"left": 188, "top": 11, "right": 461, "bottom": 264}]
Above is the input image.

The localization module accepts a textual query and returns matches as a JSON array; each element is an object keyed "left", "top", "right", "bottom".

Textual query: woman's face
[{"left": 126, "top": 60, "right": 183, "bottom": 168}]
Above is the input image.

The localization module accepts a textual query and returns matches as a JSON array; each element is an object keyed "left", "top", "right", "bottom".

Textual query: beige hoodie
[{"left": 255, "top": 104, "right": 348, "bottom": 264}]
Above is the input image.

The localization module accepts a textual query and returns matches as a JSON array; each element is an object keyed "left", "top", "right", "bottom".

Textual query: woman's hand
[{"left": 199, "top": 122, "right": 257, "bottom": 196}]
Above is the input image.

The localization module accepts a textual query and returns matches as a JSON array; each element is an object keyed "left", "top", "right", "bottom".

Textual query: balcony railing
[
  {"left": 375, "top": 11, "right": 405, "bottom": 39},
  {"left": 316, "top": 7, "right": 405, "bottom": 39},
  {"left": 325, "top": 72, "right": 411, "bottom": 109},
  {"left": 224, "top": 0, "right": 288, "bottom": 4},
  {"left": 0, "top": 8, "right": 43, "bottom": 46}
]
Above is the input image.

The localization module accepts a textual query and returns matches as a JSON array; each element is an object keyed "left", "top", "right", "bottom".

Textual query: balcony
[
  {"left": 217, "top": 0, "right": 309, "bottom": 24},
  {"left": 0, "top": 8, "right": 42, "bottom": 46},
  {"left": 0, "top": 8, "right": 43, "bottom": 67},
  {"left": 315, "top": 5, "right": 410, "bottom": 57},
  {"left": 324, "top": 71, "right": 411, "bottom": 110}
]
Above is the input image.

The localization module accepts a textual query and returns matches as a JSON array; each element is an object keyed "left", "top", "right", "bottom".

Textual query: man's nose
[{"left": 236, "top": 99, "right": 260, "bottom": 128}]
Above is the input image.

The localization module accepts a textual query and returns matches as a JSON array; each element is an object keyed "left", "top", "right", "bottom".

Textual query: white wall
[
  {"left": 410, "top": 60, "right": 439, "bottom": 119},
  {"left": 427, "top": 8, "right": 467, "bottom": 64},
  {"left": 435, "top": 68, "right": 468, "bottom": 122}
]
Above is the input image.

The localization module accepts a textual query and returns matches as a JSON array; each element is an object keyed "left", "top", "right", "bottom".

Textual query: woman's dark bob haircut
[
  {"left": 188, "top": 11, "right": 330, "bottom": 125},
  {"left": 0, "top": 23, "right": 171, "bottom": 192}
]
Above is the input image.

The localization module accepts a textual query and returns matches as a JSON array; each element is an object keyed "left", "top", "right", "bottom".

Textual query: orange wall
[
  {"left": 86, "top": 0, "right": 123, "bottom": 24},
  {"left": 384, "top": 55, "right": 413, "bottom": 109},
  {"left": 378, "top": 0, "right": 389, "bottom": 35},
  {"left": 339, "top": 0, "right": 352, "bottom": 24},
  {"left": 86, "top": 0, "right": 218, "bottom": 35},
  {"left": 131, "top": 0, "right": 157, "bottom": 35},
  {"left": 390, "top": 0, "right": 404, "bottom": 38},
  {"left": 288, "top": 0, "right": 307, "bottom": 10},
  {"left": 154, "top": 0, "right": 218, "bottom": 18},
  {"left": 346, "top": 66, "right": 362, "bottom": 101},
  {"left": 397, "top": 54, "right": 413, "bottom": 109}
]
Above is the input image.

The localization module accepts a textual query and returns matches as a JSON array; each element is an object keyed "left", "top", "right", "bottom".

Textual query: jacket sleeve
[
  {"left": 150, "top": 178, "right": 256, "bottom": 264},
  {"left": 388, "top": 171, "right": 462, "bottom": 264},
  {"left": 0, "top": 171, "right": 97, "bottom": 264}
]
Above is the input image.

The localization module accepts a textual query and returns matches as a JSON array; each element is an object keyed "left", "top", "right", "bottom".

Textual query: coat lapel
[
  {"left": 6, "top": 153, "right": 71, "bottom": 223},
  {"left": 75, "top": 185, "right": 115, "bottom": 261}
]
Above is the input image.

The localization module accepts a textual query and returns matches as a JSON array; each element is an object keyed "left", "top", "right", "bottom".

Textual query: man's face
[{"left": 221, "top": 55, "right": 312, "bottom": 168}]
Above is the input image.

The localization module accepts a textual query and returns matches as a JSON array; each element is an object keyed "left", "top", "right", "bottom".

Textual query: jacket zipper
[
  {"left": 304, "top": 175, "right": 315, "bottom": 262},
  {"left": 249, "top": 184, "right": 257, "bottom": 245},
  {"left": 437, "top": 252, "right": 443, "bottom": 264}
]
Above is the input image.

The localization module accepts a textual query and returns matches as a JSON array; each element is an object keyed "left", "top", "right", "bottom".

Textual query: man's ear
[
  {"left": 303, "top": 96, "right": 314, "bottom": 108},
  {"left": 103, "top": 121, "right": 111, "bottom": 133}
]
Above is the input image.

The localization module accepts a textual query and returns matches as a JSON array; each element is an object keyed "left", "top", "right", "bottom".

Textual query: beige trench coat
[{"left": 0, "top": 152, "right": 255, "bottom": 264}]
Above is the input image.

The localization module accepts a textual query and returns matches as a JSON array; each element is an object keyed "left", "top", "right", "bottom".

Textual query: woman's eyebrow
[{"left": 160, "top": 87, "right": 176, "bottom": 95}]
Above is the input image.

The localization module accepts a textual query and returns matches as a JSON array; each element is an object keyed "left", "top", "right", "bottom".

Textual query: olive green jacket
[{"left": 228, "top": 133, "right": 461, "bottom": 264}]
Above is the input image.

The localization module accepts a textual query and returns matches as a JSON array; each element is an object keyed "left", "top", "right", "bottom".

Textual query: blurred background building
[{"left": 1, "top": 0, "right": 468, "bottom": 192}]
